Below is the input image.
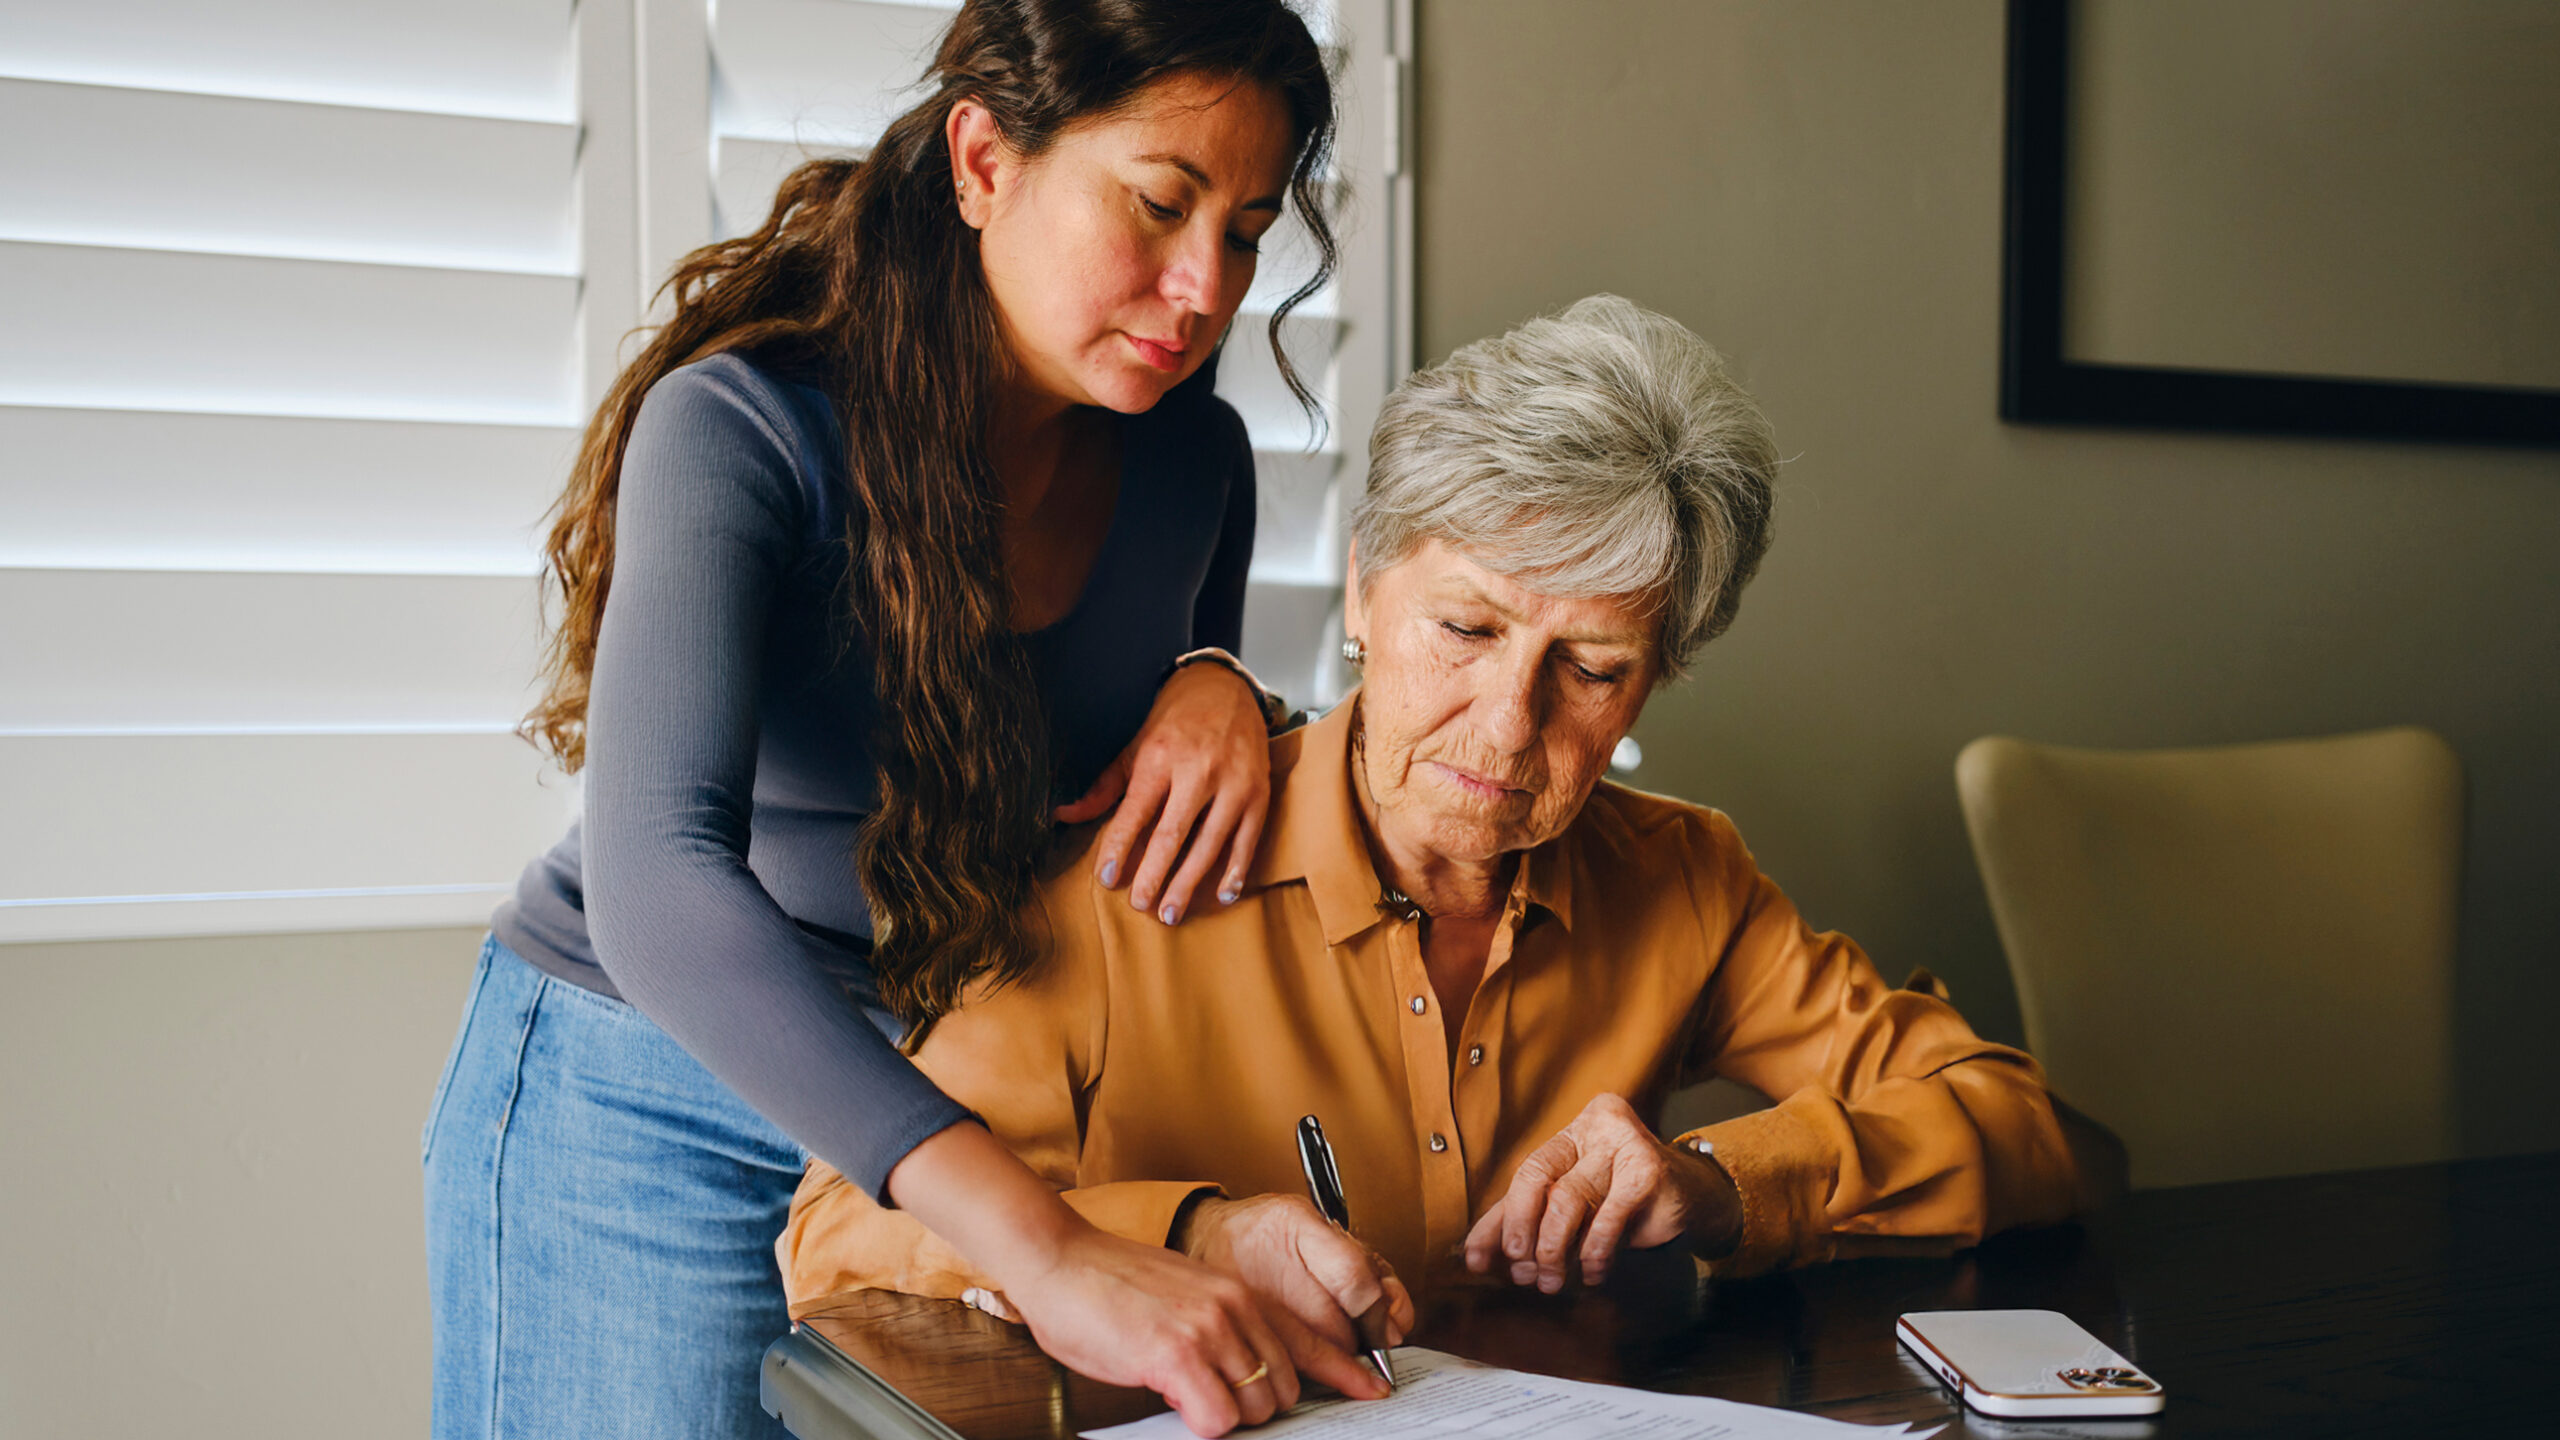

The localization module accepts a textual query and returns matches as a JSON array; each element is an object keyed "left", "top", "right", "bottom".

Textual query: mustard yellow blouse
[{"left": 781, "top": 699, "right": 2079, "bottom": 1312}]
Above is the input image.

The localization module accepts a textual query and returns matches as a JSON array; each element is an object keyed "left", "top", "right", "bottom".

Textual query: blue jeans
[{"left": 423, "top": 936, "right": 807, "bottom": 1439}]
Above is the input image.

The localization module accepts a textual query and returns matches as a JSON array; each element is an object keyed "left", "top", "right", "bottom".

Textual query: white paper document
[{"left": 1081, "top": 1348, "right": 1938, "bottom": 1440}]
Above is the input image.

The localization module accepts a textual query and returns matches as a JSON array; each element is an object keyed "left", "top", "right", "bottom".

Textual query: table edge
[{"left": 763, "top": 1324, "right": 971, "bottom": 1440}]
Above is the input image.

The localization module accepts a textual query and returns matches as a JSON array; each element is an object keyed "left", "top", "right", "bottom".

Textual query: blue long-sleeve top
[{"left": 493, "top": 350, "right": 1257, "bottom": 1199}]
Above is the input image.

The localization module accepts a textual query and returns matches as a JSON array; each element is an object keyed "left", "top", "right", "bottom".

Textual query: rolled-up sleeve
[{"left": 1671, "top": 813, "right": 2080, "bottom": 1277}]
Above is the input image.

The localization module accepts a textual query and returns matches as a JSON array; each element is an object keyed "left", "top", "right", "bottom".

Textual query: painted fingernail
[
  {"left": 1218, "top": 885, "right": 1241, "bottom": 906},
  {"left": 1160, "top": 904, "right": 1182, "bottom": 925},
  {"left": 1098, "top": 860, "right": 1118, "bottom": 887}
]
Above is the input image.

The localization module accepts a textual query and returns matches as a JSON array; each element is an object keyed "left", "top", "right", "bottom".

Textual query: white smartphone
[{"left": 1896, "top": 1309, "right": 2164, "bottom": 1418}]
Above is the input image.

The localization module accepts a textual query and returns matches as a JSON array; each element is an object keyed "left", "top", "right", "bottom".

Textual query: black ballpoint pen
[{"left": 1296, "top": 1114, "right": 1397, "bottom": 1392}]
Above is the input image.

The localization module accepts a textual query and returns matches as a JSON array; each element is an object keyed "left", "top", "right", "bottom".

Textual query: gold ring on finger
[{"left": 1228, "top": 1361, "right": 1270, "bottom": 1390}]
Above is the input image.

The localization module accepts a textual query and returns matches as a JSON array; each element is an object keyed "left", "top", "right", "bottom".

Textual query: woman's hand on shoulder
[{"left": 1056, "top": 659, "right": 1273, "bottom": 925}]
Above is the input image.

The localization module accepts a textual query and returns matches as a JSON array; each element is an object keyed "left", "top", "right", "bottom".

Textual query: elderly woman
[{"left": 778, "top": 296, "right": 2080, "bottom": 1372}]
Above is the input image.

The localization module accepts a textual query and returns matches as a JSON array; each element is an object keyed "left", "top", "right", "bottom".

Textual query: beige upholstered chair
[{"left": 1955, "top": 728, "right": 2462, "bottom": 1189}]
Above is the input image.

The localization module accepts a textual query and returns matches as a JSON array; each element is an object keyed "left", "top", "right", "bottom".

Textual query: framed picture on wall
[{"left": 1999, "top": 0, "right": 2560, "bottom": 446}]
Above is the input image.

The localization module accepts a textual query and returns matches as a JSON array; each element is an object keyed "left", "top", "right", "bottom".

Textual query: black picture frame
[{"left": 1998, "top": 0, "right": 2560, "bottom": 447}]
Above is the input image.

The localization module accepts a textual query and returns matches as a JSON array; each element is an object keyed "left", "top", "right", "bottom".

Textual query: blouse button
[
  {"left": 1429, "top": 1133, "right": 1449, "bottom": 1153},
  {"left": 1467, "top": 1044, "right": 1485, "bottom": 1066},
  {"left": 1409, "top": 996, "right": 1427, "bottom": 1015}
]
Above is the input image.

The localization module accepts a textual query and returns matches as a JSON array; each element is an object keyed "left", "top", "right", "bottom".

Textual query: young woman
[{"left": 420, "top": 4, "right": 1370, "bottom": 1436}]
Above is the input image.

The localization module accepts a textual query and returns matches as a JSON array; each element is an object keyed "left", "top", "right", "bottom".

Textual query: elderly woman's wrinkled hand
[
  {"left": 1178, "top": 1192, "right": 1413, "bottom": 1387},
  {"left": 1461, "top": 1092, "right": 1743, "bottom": 1291}
]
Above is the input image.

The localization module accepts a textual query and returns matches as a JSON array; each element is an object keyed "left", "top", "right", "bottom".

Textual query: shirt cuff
[
  {"left": 844, "top": 1097, "right": 977, "bottom": 1208},
  {"left": 1065, "top": 1181, "right": 1227, "bottom": 1252},
  {"left": 1678, "top": 1104, "right": 1836, "bottom": 1279}
]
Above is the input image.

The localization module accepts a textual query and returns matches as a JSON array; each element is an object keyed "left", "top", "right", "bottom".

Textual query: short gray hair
[{"left": 1350, "top": 295, "right": 1778, "bottom": 673}]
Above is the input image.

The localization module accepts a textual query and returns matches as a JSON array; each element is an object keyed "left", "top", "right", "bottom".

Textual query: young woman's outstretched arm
[{"left": 582, "top": 362, "right": 969, "bottom": 1199}]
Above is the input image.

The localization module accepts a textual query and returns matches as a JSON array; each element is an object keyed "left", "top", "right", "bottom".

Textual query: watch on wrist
[
  {"left": 1165, "top": 646, "right": 1290, "bottom": 732},
  {"left": 1676, "top": 1135, "right": 1747, "bottom": 1261}
]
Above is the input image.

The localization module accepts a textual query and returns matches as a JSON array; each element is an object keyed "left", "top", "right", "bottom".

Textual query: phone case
[{"left": 1897, "top": 1309, "right": 2164, "bottom": 1417}]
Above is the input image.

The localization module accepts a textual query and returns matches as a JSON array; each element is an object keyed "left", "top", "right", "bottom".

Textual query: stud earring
[{"left": 1340, "top": 637, "right": 1367, "bottom": 666}]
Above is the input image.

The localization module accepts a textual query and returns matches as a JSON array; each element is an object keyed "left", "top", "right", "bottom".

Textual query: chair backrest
[{"left": 1955, "top": 728, "right": 2462, "bottom": 1189}]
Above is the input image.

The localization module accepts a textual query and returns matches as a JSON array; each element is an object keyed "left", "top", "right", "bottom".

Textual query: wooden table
[{"left": 761, "top": 1151, "right": 2560, "bottom": 1439}]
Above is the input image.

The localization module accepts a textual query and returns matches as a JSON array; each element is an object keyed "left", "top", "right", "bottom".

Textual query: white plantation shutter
[
  {"left": 0, "top": 1, "right": 590, "bottom": 941},
  {"left": 708, "top": 0, "right": 951, "bottom": 237},
  {"left": 0, "top": 0, "right": 1413, "bottom": 943}
]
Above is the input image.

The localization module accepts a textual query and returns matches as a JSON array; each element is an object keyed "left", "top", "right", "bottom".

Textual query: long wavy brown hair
[{"left": 522, "top": 0, "right": 1336, "bottom": 1023}]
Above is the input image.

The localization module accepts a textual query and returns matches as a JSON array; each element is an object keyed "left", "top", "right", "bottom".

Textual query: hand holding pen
[
  {"left": 1171, "top": 1125, "right": 1415, "bottom": 1399},
  {"left": 1296, "top": 1114, "right": 1406, "bottom": 1391}
]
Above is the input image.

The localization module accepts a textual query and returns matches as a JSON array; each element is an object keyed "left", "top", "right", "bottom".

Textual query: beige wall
[
  {"left": 0, "top": 926, "right": 478, "bottom": 1437},
  {"left": 2066, "top": 0, "right": 2560, "bottom": 389},
  {"left": 1416, "top": 0, "right": 2560, "bottom": 1157}
]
